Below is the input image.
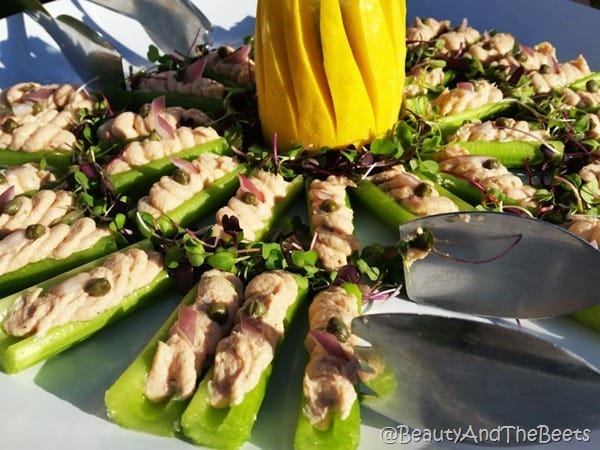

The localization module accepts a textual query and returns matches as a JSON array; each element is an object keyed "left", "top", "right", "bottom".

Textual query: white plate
[{"left": 0, "top": 1, "right": 599, "bottom": 449}]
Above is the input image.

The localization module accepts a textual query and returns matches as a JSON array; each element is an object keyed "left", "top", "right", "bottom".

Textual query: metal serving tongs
[
  {"left": 397, "top": 211, "right": 600, "bottom": 319},
  {"left": 84, "top": 0, "right": 213, "bottom": 53},
  {"left": 350, "top": 211, "right": 600, "bottom": 438},
  {"left": 352, "top": 313, "right": 600, "bottom": 442},
  {"left": 18, "top": 0, "right": 124, "bottom": 89},
  {"left": 17, "top": 0, "right": 213, "bottom": 89}
]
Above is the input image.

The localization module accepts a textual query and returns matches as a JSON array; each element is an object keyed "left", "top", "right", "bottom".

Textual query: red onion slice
[
  {"left": 0, "top": 185, "right": 15, "bottom": 213},
  {"left": 171, "top": 157, "right": 200, "bottom": 174},
  {"left": 222, "top": 45, "right": 251, "bottom": 65},
  {"left": 311, "top": 330, "right": 352, "bottom": 361},
  {"left": 184, "top": 57, "right": 208, "bottom": 83},
  {"left": 238, "top": 174, "right": 266, "bottom": 203},
  {"left": 519, "top": 44, "right": 535, "bottom": 57},
  {"left": 456, "top": 81, "right": 475, "bottom": 92},
  {"left": 177, "top": 305, "right": 199, "bottom": 346},
  {"left": 24, "top": 87, "right": 54, "bottom": 102}
]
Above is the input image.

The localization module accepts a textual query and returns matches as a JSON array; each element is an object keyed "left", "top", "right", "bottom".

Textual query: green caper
[
  {"left": 407, "top": 228, "right": 434, "bottom": 252},
  {"left": 217, "top": 46, "right": 233, "bottom": 58},
  {"left": 241, "top": 191, "right": 258, "bottom": 205},
  {"left": 515, "top": 52, "right": 528, "bottom": 63},
  {"left": 586, "top": 79, "right": 599, "bottom": 93},
  {"left": 244, "top": 299, "right": 267, "bottom": 318},
  {"left": 320, "top": 198, "right": 339, "bottom": 213},
  {"left": 149, "top": 130, "right": 162, "bottom": 141},
  {"left": 495, "top": 117, "right": 511, "bottom": 128},
  {"left": 19, "top": 83, "right": 35, "bottom": 93},
  {"left": 3, "top": 199, "right": 21, "bottom": 215},
  {"left": 171, "top": 168, "right": 191, "bottom": 185},
  {"left": 207, "top": 302, "right": 228, "bottom": 324},
  {"left": 2, "top": 118, "right": 19, "bottom": 134},
  {"left": 326, "top": 317, "right": 350, "bottom": 343},
  {"left": 139, "top": 103, "right": 151, "bottom": 117},
  {"left": 84, "top": 277, "right": 111, "bottom": 297},
  {"left": 483, "top": 158, "right": 501, "bottom": 170},
  {"left": 414, "top": 182, "right": 433, "bottom": 198},
  {"left": 539, "top": 64, "right": 551, "bottom": 75},
  {"left": 32, "top": 102, "right": 43, "bottom": 115},
  {"left": 25, "top": 223, "right": 46, "bottom": 240}
]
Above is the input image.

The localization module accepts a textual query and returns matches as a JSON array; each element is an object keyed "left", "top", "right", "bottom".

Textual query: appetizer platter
[{"left": 1, "top": 1, "right": 600, "bottom": 450}]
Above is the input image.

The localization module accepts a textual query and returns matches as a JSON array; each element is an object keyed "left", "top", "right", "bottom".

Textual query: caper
[
  {"left": 19, "top": 83, "right": 35, "bottom": 93},
  {"left": 84, "top": 277, "right": 111, "bottom": 296},
  {"left": 241, "top": 191, "right": 258, "bottom": 205},
  {"left": 515, "top": 52, "right": 527, "bottom": 63},
  {"left": 207, "top": 302, "right": 228, "bottom": 324},
  {"left": 539, "top": 64, "right": 551, "bottom": 75},
  {"left": 586, "top": 79, "right": 599, "bottom": 93},
  {"left": 3, "top": 199, "right": 21, "bottom": 215},
  {"left": 32, "top": 102, "right": 43, "bottom": 115},
  {"left": 408, "top": 228, "right": 434, "bottom": 252},
  {"left": 483, "top": 158, "right": 501, "bottom": 170},
  {"left": 320, "top": 198, "right": 339, "bottom": 213},
  {"left": 2, "top": 118, "right": 19, "bottom": 134},
  {"left": 149, "top": 130, "right": 162, "bottom": 141},
  {"left": 139, "top": 103, "right": 151, "bottom": 117},
  {"left": 172, "top": 168, "right": 191, "bottom": 185},
  {"left": 326, "top": 317, "right": 350, "bottom": 343},
  {"left": 244, "top": 299, "right": 267, "bottom": 318},
  {"left": 25, "top": 223, "right": 46, "bottom": 240},
  {"left": 495, "top": 117, "right": 511, "bottom": 128},
  {"left": 217, "top": 46, "right": 233, "bottom": 58},
  {"left": 414, "top": 182, "right": 433, "bottom": 198}
]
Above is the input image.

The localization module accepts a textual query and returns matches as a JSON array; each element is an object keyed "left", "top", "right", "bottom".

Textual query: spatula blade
[
  {"left": 353, "top": 313, "right": 600, "bottom": 442},
  {"left": 399, "top": 212, "right": 600, "bottom": 318}
]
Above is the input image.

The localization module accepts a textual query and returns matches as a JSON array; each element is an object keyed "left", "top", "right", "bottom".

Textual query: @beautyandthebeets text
[{"left": 380, "top": 424, "right": 592, "bottom": 445}]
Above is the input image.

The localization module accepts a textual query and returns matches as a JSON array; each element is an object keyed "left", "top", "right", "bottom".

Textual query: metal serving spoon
[
  {"left": 17, "top": 0, "right": 124, "bottom": 88},
  {"left": 398, "top": 211, "right": 600, "bottom": 319},
  {"left": 85, "top": 0, "right": 213, "bottom": 53},
  {"left": 353, "top": 313, "right": 600, "bottom": 441}
]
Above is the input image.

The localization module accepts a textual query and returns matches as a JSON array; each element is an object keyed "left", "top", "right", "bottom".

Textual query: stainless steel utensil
[
  {"left": 17, "top": 0, "right": 124, "bottom": 88},
  {"left": 353, "top": 312, "right": 600, "bottom": 441},
  {"left": 85, "top": 0, "right": 213, "bottom": 54},
  {"left": 398, "top": 211, "right": 600, "bottom": 319}
]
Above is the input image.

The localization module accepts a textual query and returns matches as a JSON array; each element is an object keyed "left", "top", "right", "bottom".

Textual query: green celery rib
[
  {"left": 436, "top": 100, "right": 514, "bottom": 134},
  {"left": 568, "top": 72, "right": 600, "bottom": 91},
  {"left": 101, "top": 86, "right": 225, "bottom": 115},
  {"left": 570, "top": 306, "right": 600, "bottom": 333},
  {"left": 294, "top": 400, "right": 360, "bottom": 450},
  {"left": 252, "top": 175, "right": 305, "bottom": 242},
  {"left": 412, "top": 171, "right": 475, "bottom": 211},
  {"left": 294, "top": 285, "right": 363, "bottom": 450},
  {"left": 0, "top": 149, "right": 72, "bottom": 172},
  {"left": 180, "top": 274, "right": 309, "bottom": 449},
  {"left": 104, "top": 283, "right": 200, "bottom": 437},
  {"left": 0, "top": 240, "right": 174, "bottom": 374},
  {"left": 349, "top": 179, "right": 416, "bottom": 233},
  {"left": 110, "top": 137, "right": 230, "bottom": 197},
  {"left": 435, "top": 172, "right": 485, "bottom": 206},
  {"left": 156, "top": 164, "right": 249, "bottom": 231},
  {"left": 0, "top": 234, "right": 118, "bottom": 298},
  {"left": 449, "top": 140, "right": 565, "bottom": 168}
]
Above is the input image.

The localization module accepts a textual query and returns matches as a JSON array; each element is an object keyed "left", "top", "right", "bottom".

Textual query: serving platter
[{"left": 0, "top": 1, "right": 599, "bottom": 449}]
